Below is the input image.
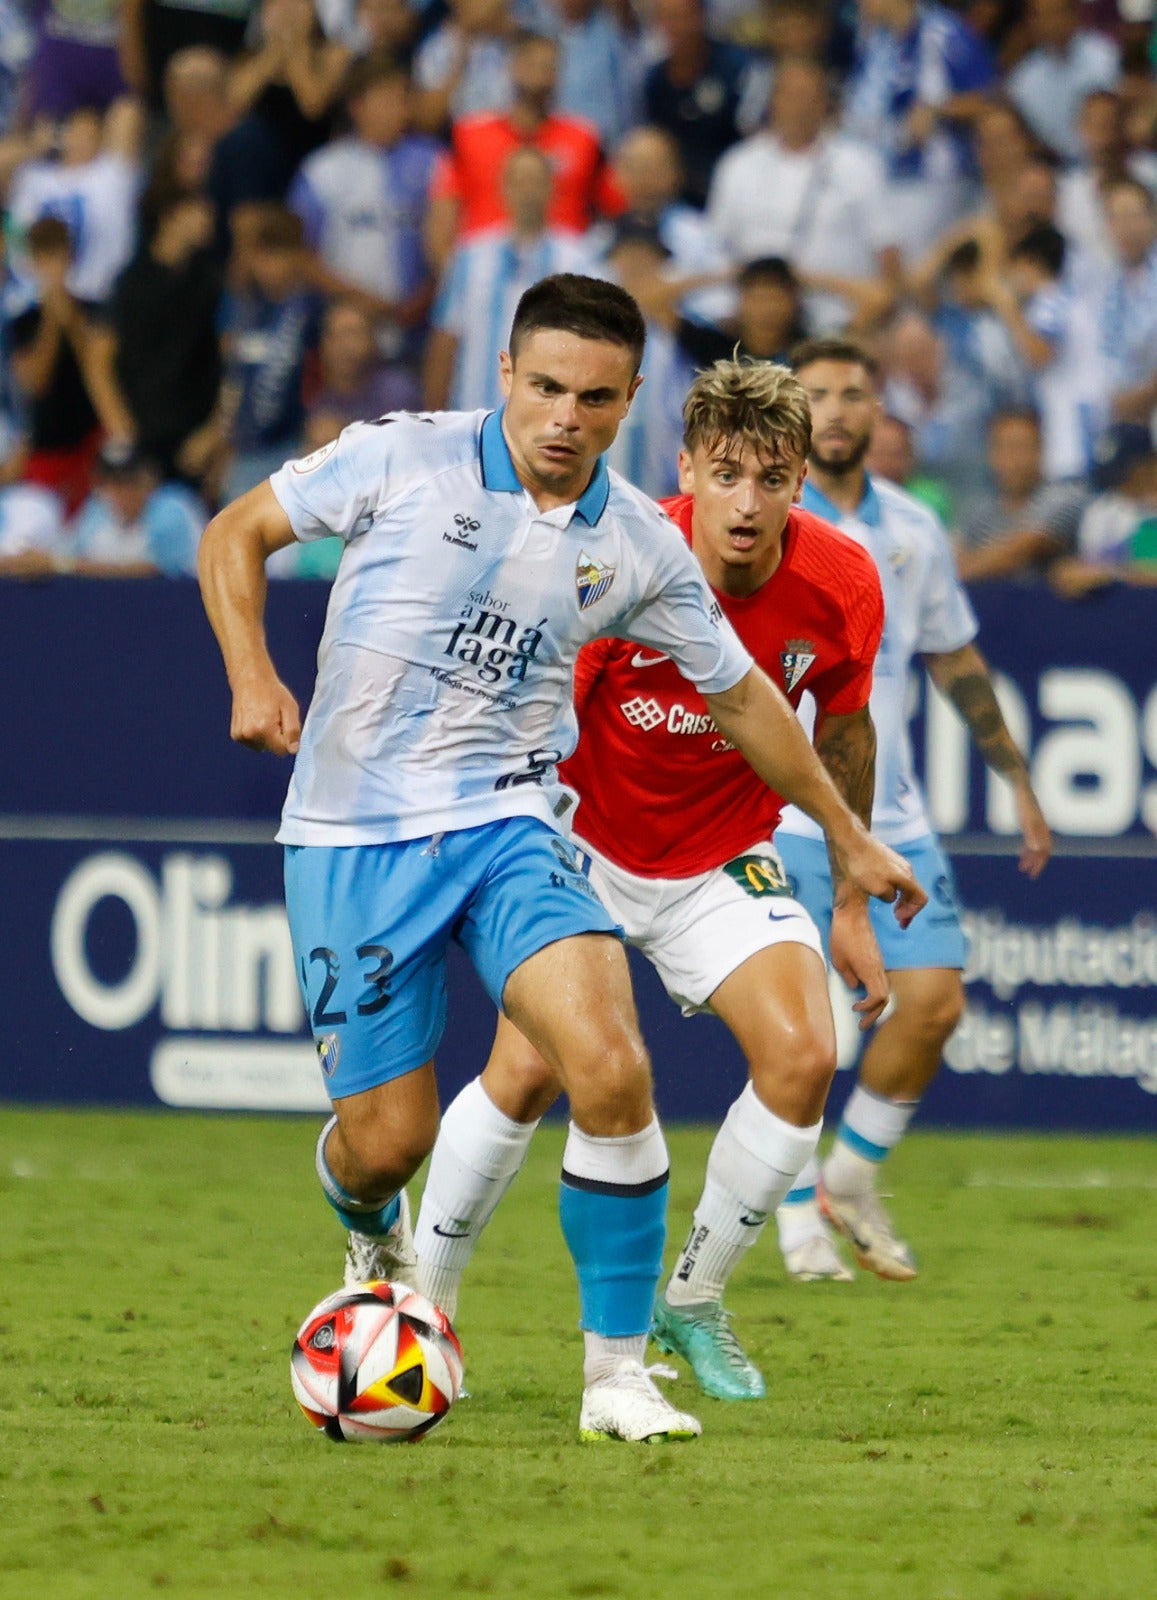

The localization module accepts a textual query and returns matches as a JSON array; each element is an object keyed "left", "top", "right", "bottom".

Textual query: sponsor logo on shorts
[
  {"left": 316, "top": 1032, "right": 340, "bottom": 1078},
  {"left": 723, "top": 853, "right": 793, "bottom": 898},
  {"left": 576, "top": 551, "right": 616, "bottom": 610}
]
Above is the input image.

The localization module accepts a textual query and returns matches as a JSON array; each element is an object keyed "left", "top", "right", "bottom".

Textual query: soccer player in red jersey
[{"left": 414, "top": 359, "right": 901, "bottom": 1400}]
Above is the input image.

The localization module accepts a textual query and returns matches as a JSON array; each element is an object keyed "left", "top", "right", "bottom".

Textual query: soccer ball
[{"left": 290, "top": 1280, "right": 463, "bottom": 1443}]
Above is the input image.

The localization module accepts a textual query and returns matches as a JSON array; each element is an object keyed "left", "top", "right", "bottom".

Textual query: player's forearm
[
  {"left": 705, "top": 668, "right": 865, "bottom": 853},
  {"left": 198, "top": 488, "right": 288, "bottom": 688},
  {"left": 814, "top": 706, "right": 876, "bottom": 898},
  {"left": 923, "top": 643, "right": 1031, "bottom": 785}
]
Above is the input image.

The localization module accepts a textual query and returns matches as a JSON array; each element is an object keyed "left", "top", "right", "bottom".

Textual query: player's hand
[
  {"left": 837, "top": 827, "right": 927, "bottom": 928},
  {"left": 230, "top": 669, "right": 301, "bottom": 755},
  {"left": 1016, "top": 782, "right": 1051, "bottom": 879},
  {"left": 831, "top": 897, "right": 889, "bottom": 1031}
]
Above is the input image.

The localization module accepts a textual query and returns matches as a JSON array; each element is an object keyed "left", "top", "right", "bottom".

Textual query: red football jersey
[{"left": 560, "top": 496, "right": 884, "bottom": 877}]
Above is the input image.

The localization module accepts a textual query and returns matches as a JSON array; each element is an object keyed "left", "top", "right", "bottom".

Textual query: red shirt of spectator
[
  {"left": 559, "top": 496, "right": 884, "bottom": 878},
  {"left": 430, "top": 109, "right": 619, "bottom": 238}
]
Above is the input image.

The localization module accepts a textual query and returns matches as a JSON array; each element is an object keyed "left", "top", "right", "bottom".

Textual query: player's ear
[
  {"left": 624, "top": 373, "right": 644, "bottom": 410},
  {"left": 794, "top": 460, "right": 808, "bottom": 503},
  {"left": 677, "top": 448, "right": 694, "bottom": 495},
  {"left": 498, "top": 350, "right": 513, "bottom": 397}
]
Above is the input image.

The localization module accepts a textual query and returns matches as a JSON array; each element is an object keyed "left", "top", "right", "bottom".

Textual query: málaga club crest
[{"left": 576, "top": 551, "right": 616, "bottom": 610}]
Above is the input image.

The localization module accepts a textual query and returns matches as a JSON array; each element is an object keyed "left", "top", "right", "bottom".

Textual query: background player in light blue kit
[
  {"left": 199, "top": 277, "right": 924, "bottom": 1443},
  {"left": 776, "top": 336, "right": 1052, "bottom": 1284}
]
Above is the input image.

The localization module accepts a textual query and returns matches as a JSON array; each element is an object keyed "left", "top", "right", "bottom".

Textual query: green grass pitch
[{"left": 1, "top": 1108, "right": 1155, "bottom": 1600}]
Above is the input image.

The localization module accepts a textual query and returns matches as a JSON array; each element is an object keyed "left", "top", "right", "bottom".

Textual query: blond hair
[{"left": 682, "top": 358, "right": 812, "bottom": 465}]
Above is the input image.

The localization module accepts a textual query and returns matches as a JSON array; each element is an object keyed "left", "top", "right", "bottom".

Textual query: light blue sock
[
  {"left": 315, "top": 1116, "right": 400, "bottom": 1237},
  {"left": 558, "top": 1119, "right": 668, "bottom": 1337},
  {"left": 781, "top": 1154, "right": 823, "bottom": 1208}
]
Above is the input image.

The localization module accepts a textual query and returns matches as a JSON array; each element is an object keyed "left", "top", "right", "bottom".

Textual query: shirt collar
[
  {"left": 479, "top": 407, "right": 610, "bottom": 527},
  {"left": 802, "top": 472, "right": 882, "bottom": 527}
]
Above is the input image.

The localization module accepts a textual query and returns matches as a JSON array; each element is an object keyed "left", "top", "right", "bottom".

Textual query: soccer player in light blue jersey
[
  {"left": 775, "top": 336, "right": 1052, "bottom": 1284},
  {"left": 199, "top": 277, "right": 924, "bottom": 1442}
]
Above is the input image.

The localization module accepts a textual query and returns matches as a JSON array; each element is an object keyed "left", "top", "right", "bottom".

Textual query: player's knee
[
  {"left": 335, "top": 1107, "right": 438, "bottom": 1197},
  {"left": 485, "top": 1048, "right": 560, "bottom": 1123},
  {"left": 906, "top": 975, "right": 966, "bottom": 1048},
  {"left": 750, "top": 1026, "right": 836, "bottom": 1116},
  {"left": 565, "top": 1029, "right": 654, "bottom": 1135}
]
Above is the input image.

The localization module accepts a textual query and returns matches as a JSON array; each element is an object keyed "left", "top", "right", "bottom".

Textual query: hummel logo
[
  {"left": 619, "top": 696, "right": 665, "bottom": 730},
  {"left": 442, "top": 512, "right": 481, "bottom": 550},
  {"left": 432, "top": 1223, "right": 471, "bottom": 1239},
  {"left": 630, "top": 650, "right": 668, "bottom": 669}
]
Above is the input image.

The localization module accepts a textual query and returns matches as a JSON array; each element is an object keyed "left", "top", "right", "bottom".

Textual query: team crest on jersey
[
  {"left": 576, "top": 551, "right": 616, "bottom": 609},
  {"left": 781, "top": 638, "right": 817, "bottom": 693},
  {"left": 886, "top": 545, "right": 910, "bottom": 573}
]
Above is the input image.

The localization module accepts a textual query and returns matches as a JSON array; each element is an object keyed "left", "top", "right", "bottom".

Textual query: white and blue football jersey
[
  {"left": 270, "top": 408, "right": 753, "bottom": 846},
  {"left": 779, "top": 474, "right": 977, "bottom": 847}
]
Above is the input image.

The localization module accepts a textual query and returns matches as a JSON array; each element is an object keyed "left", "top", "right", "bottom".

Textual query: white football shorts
[{"left": 575, "top": 836, "right": 824, "bottom": 1017}]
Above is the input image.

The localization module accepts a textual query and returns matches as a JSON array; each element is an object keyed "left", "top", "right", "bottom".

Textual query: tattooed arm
[
  {"left": 923, "top": 642, "right": 1051, "bottom": 877},
  {"left": 812, "top": 704, "right": 888, "bottom": 1028}
]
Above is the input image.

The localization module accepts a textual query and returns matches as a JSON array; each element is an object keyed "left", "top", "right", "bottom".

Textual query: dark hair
[
  {"left": 1009, "top": 222, "right": 1066, "bottom": 277},
  {"left": 790, "top": 334, "right": 879, "bottom": 380},
  {"left": 944, "top": 238, "right": 982, "bottom": 276},
  {"left": 511, "top": 29, "right": 557, "bottom": 56},
  {"left": 1105, "top": 174, "right": 1156, "bottom": 212},
  {"left": 988, "top": 406, "right": 1042, "bottom": 435},
  {"left": 250, "top": 203, "right": 306, "bottom": 253},
  {"left": 737, "top": 255, "right": 800, "bottom": 292},
  {"left": 508, "top": 274, "right": 647, "bottom": 373},
  {"left": 344, "top": 48, "right": 408, "bottom": 104},
  {"left": 26, "top": 215, "right": 73, "bottom": 256},
  {"left": 140, "top": 181, "right": 208, "bottom": 241}
]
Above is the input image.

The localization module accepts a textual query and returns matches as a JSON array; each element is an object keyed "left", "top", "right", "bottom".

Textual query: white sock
[
  {"left": 824, "top": 1086, "right": 919, "bottom": 1198},
  {"left": 583, "top": 1331, "right": 647, "bottom": 1386},
  {"left": 413, "top": 1077, "right": 539, "bottom": 1322},
  {"left": 665, "top": 1084, "right": 821, "bottom": 1307}
]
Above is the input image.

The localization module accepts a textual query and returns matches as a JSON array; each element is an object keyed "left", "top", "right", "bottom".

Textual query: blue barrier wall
[{"left": 3, "top": 578, "right": 1155, "bottom": 1127}]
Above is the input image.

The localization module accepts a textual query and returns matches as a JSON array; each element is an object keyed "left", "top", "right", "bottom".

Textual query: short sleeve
[
  {"left": 618, "top": 532, "right": 753, "bottom": 694},
  {"left": 915, "top": 510, "right": 978, "bottom": 654},
  {"left": 269, "top": 421, "right": 384, "bottom": 544},
  {"left": 813, "top": 566, "right": 885, "bottom": 717}
]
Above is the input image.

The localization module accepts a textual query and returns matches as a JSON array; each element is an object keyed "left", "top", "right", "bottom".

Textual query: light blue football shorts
[
  {"left": 774, "top": 831, "right": 969, "bottom": 972},
  {"left": 284, "top": 816, "right": 621, "bottom": 1098}
]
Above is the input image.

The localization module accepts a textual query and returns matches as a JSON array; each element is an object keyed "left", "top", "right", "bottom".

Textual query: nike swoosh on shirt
[{"left": 630, "top": 651, "right": 669, "bottom": 668}]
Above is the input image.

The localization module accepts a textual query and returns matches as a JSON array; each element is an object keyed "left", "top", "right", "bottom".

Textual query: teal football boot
[{"left": 651, "top": 1297, "right": 766, "bottom": 1401}]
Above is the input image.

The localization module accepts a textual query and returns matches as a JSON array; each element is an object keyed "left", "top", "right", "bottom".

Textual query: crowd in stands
[{"left": 1, "top": 0, "right": 1156, "bottom": 594}]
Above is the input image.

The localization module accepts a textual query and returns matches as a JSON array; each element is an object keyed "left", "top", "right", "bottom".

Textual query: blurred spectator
[
  {"left": 209, "top": 0, "right": 351, "bottom": 214},
  {"left": 591, "top": 124, "right": 731, "bottom": 324},
  {"left": 289, "top": 53, "right": 438, "bottom": 364},
  {"left": 842, "top": 0, "right": 997, "bottom": 262},
  {"left": 150, "top": 45, "right": 237, "bottom": 198},
  {"left": 7, "top": 216, "right": 133, "bottom": 513},
  {"left": 1057, "top": 88, "right": 1133, "bottom": 270},
  {"left": 121, "top": 0, "right": 255, "bottom": 113},
  {"left": 425, "top": 30, "right": 614, "bottom": 266},
  {"left": 0, "top": 482, "right": 65, "bottom": 574},
  {"left": 879, "top": 305, "right": 998, "bottom": 498},
  {"left": 707, "top": 55, "right": 898, "bottom": 332},
  {"left": 304, "top": 296, "right": 416, "bottom": 449},
  {"left": 7, "top": 99, "right": 145, "bottom": 304},
  {"left": 24, "top": 1, "right": 127, "bottom": 124},
  {"left": 642, "top": 0, "right": 768, "bottom": 209},
  {"left": 217, "top": 203, "right": 322, "bottom": 501},
  {"left": 1097, "top": 175, "right": 1157, "bottom": 423},
  {"left": 758, "top": 0, "right": 846, "bottom": 68},
  {"left": 994, "top": 220, "right": 1107, "bottom": 476},
  {"left": 600, "top": 221, "right": 693, "bottom": 497},
  {"left": 413, "top": 0, "right": 521, "bottom": 131},
  {"left": 1052, "top": 418, "right": 1157, "bottom": 593},
  {"left": 352, "top": 0, "right": 418, "bottom": 63},
  {"left": 423, "top": 145, "right": 592, "bottom": 410},
  {"left": 909, "top": 149, "right": 1063, "bottom": 299},
  {"left": 0, "top": 2, "right": 34, "bottom": 137},
  {"left": 66, "top": 440, "right": 206, "bottom": 576},
  {"left": 545, "top": 0, "right": 645, "bottom": 147},
  {"left": 956, "top": 405, "right": 1088, "bottom": 578},
  {"left": 674, "top": 255, "right": 804, "bottom": 367},
  {"left": 107, "top": 184, "right": 223, "bottom": 482},
  {"left": 863, "top": 407, "right": 957, "bottom": 521},
  {"left": 1006, "top": 0, "right": 1120, "bottom": 163}
]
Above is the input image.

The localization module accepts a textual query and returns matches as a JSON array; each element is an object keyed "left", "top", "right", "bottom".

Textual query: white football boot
[
  {"left": 579, "top": 1362, "right": 702, "bottom": 1444},
  {"left": 783, "top": 1230, "right": 855, "bottom": 1283},
  {"left": 819, "top": 1182, "right": 917, "bottom": 1281},
  {"left": 343, "top": 1189, "right": 418, "bottom": 1288}
]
